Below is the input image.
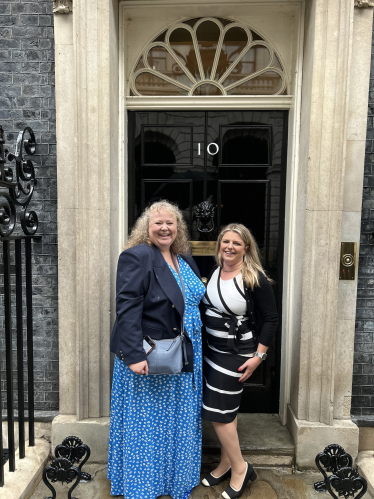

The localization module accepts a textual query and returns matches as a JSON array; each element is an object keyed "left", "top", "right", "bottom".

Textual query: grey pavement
[{"left": 30, "top": 463, "right": 374, "bottom": 499}]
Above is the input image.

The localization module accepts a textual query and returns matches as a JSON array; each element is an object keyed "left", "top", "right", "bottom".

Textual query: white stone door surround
[{"left": 52, "top": 0, "right": 373, "bottom": 467}]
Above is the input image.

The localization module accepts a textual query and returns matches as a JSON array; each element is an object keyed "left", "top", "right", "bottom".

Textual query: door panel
[{"left": 128, "top": 110, "right": 288, "bottom": 413}]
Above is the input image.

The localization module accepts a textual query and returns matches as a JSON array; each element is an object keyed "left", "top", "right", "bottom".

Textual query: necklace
[{"left": 222, "top": 265, "right": 243, "bottom": 273}]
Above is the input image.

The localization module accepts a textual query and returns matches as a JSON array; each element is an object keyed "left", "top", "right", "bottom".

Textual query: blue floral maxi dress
[{"left": 107, "top": 257, "right": 206, "bottom": 499}]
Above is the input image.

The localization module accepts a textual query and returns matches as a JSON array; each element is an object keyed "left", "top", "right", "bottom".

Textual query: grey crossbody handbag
[{"left": 143, "top": 254, "right": 188, "bottom": 375}]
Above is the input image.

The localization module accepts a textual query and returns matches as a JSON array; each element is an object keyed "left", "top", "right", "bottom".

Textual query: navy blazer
[{"left": 110, "top": 243, "right": 201, "bottom": 372}]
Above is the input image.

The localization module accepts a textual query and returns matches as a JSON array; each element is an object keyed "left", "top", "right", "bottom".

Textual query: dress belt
[{"left": 205, "top": 315, "right": 251, "bottom": 353}]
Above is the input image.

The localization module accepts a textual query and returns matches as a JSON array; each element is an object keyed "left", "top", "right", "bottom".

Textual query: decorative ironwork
[
  {"left": 313, "top": 444, "right": 371, "bottom": 498},
  {"left": 327, "top": 467, "right": 368, "bottom": 499},
  {"left": 42, "top": 457, "right": 81, "bottom": 499},
  {"left": 0, "top": 126, "right": 38, "bottom": 237},
  {"left": 55, "top": 436, "right": 91, "bottom": 482},
  {"left": 314, "top": 444, "right": 353, "bottom": 493},
  {"left": 195, "top": 201, "right": 215, "bottom": 236}
]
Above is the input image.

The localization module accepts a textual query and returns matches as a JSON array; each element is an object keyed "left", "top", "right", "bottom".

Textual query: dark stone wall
[
  {"left": 0, "top": 0, "right": 58, "bottom": 412},
  {"left": 352, "top": 15, "right": 374, "bottom": 418}
]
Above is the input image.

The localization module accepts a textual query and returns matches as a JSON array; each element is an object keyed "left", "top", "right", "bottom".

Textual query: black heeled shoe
[
  {"left": 221, "top": 463, "right": 257, "bottom": 499},
  {"left": 202, "top": 467, "right": 231, "bottom": 487}
]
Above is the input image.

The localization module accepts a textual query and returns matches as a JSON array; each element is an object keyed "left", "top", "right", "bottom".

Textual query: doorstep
[
  {"left": 2, "top": 438, "right": 50, "bottom": 499},
  {"left": 202, "top": 413, "right": 295, "bottom": 470}
]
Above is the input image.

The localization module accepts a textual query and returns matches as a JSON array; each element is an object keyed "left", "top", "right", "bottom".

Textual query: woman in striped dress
[{"left": 201, "top": 223, "right": 278, "bottom": 499}]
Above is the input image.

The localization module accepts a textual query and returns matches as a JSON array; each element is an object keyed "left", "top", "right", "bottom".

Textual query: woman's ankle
[
  {"left": 212, "top": 460, "right": 231, "bottom": 476},
  {"left": 231, "top": 459, "right": 247, "bottom": 475}
]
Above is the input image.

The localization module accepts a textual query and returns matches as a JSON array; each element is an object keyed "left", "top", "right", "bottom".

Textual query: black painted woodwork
[{"left": 128, "top": 110, "right": 288, "bottom": 413}]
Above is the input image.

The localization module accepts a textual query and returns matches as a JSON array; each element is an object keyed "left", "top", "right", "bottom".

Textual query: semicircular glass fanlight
[{"left": 130, "top": 17, "right": 287, "bottom": 96}]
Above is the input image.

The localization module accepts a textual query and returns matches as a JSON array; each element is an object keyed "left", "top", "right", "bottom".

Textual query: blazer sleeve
[
  {"left": 252, "top": 273, "right": 278, "bottom": 347},
  {"left": 115, "top": 248, "right": 149, "bottom": 365}
]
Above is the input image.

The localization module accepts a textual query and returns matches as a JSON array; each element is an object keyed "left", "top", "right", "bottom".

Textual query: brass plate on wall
[
  {"left": 190, "top": 241, "right": 216, "bottom": 256},
  {"left": 339, "top": 242, "right": 356, "bottom": 280}
]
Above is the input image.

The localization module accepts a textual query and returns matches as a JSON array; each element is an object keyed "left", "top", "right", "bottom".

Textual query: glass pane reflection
[
  {"left": 226, "top": 71, "right": 282, "bottom": 95},
  {"left": 135, "top": 73, "right": 188, "bottom": 96},
  {"left": 215, "top": 27, "right": 248, "bottom": 81},
  {"left": 193, "top": 84, "right": 222, "bottom": 95},
  {"left": 129, "top": 17, "right": 286, "bottom": 96},
  {"left": 169, "top": 28, "right": 200, "bottom": 81},
  {"left": 147, "top": 46, "right": 192, "bottom": 87},
  {"left": 223, "top": 45, "right": 270, "bottom": 87},
  {"left": 196, "top": 21, "right": 220, "bottom": 79}
]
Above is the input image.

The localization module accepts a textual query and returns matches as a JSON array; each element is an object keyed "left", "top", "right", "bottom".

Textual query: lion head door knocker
[{"left": 195, "top": 201, "right": 215, "bottom": 238}]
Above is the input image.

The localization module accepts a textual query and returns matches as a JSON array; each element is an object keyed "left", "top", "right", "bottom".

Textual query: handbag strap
[
  {"left": 171, "top": 253, "right": 189, "bottom": 366},
  {"left": 171, "top": 253, "right": 185, "bottom": 334}
]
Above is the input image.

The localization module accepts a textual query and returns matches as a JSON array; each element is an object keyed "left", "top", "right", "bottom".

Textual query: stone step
[{"left": 202, "top": 413, "right": 295, "bottom": 469}]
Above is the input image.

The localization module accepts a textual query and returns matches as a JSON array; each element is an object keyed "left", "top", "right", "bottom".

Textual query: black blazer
[
  {"left": 110, "top": 244, "right": 201, "bottom": 372},
  {"left": 205, "top": 266, "right": 278, "bottom": 347}
]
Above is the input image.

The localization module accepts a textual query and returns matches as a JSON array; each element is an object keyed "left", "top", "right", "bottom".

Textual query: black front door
[{"left": 128, "top": 110, "right": 288, "bottom": 413}]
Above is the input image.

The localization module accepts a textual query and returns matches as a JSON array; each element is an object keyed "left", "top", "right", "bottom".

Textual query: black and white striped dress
[{"left": 201, "top": 267, "right": 256, "bottom": 424}]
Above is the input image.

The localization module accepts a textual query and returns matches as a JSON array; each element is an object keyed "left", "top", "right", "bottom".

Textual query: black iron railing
[{"left": 0, "top": 125, "right": 39, "bottom": 487}]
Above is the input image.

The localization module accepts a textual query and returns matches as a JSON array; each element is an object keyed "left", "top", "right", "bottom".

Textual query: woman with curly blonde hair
[{"left": 108, "top": 200, "right": 206, "bottom": 499}]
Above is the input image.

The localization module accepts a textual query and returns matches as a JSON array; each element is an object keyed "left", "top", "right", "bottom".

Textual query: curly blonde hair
[
  {"left": 126, "top": 200, "right": 191, "bottom": 255},
  {"left": 215, "top": 223, "right": 268, "bottom": 289}
]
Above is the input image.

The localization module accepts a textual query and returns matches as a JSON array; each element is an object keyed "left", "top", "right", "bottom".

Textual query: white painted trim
[
  {"left": 279, "top": 0, "right": 305, "bottom": 425},
  {"left": 126, "top": 95, "right": 293, "bottom": 110},
  {"left": 119, "top": 3, "right": 128, "bottom": 249}
]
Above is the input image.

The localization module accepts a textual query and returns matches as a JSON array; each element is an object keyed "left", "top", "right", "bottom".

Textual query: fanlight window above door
[{"left": 129, "top": 17, "right": 287, "bottom": 97}]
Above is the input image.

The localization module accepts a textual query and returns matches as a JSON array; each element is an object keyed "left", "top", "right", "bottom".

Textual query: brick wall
[
  {"left": 352, "top": 15, "right": 374, "bottom": 418},
  {"left": 0, "top": 0, "right": 58, "bottom": 412}
]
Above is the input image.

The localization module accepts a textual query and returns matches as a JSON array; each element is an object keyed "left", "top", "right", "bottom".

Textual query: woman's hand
[
  {"left": 238, "top": 356, "right": 262, "bottom": 383},
  {"left": 129, "top": 360, "right": 148, "bottom": 375}
]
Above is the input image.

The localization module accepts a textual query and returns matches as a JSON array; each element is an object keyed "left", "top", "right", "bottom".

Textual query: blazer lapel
[{"left": 152, "top": 245, "right": 185, "bottom": 318}]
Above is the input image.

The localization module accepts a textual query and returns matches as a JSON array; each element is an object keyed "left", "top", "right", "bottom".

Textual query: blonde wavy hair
[
  {"left": 215, "top": 223, "right": 268, "bottom": 289},
  {"left": 125, "top": 200, "right": 190, "bottom": 255}
]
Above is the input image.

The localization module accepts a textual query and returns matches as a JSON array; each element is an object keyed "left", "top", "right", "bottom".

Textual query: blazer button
[
  {"left": 173, "top": 328, "right": 177, "bottom": 330},
  {"left": 172, "top": 304, "right": 175, "bottom": 308}
]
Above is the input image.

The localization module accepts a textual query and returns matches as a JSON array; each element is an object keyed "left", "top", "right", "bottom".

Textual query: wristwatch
[{"left": 254, "top": 351, "right": 267, "bottom": 361}]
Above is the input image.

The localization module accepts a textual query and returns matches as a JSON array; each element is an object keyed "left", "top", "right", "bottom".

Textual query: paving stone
[
  {"left": 30, "top": 464, "right": 374, "bottom": 499},
  {"left": 189, "top": 479, "right": 277, "bottom": 498}
]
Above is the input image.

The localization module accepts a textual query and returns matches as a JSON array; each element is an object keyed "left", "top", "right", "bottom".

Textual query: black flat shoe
[
  {"left": 221, "top": 463, "right": 257, "bottom": 499},
  {"left": 202, "top": 467, "right": 231, "bottom": 487}
]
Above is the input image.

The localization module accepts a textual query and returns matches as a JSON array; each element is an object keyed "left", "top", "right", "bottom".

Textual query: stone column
[
  {"left": 73, "top": 0, "right": 112, "bottom": 422},
  {"left": 54, "top": 4, "right": 77, "bottom": 418},
  {"left": 52, "top": 0, "right": 119, "bottom": 461},
  {"left": 287, "top": 0, "right": 373, "bottom": 467}
]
